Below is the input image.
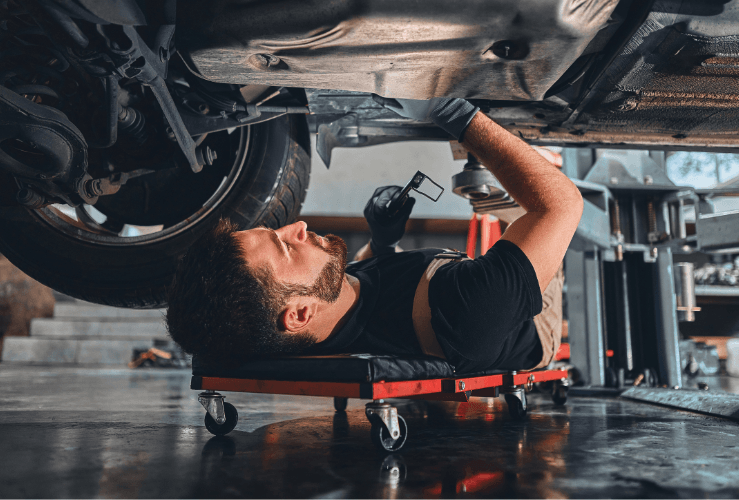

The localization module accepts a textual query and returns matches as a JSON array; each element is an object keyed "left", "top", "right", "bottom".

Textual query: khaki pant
[{"left": 530, "top": 263, "right": 564, "bottom": 370}]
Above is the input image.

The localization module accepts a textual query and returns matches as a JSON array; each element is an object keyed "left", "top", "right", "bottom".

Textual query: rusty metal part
[
  {"left": 83, "top": 169, "right": 156, "bottom": 199},
  {"left": 562, "top": 1, "right": 739, "bottom": 145},
  {"left": 177, "top": 0, "right": 619, "bottom": 101}
]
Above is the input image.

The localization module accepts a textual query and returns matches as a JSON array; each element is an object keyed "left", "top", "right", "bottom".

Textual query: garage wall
[{"left": 301, "top": 137, "right": 475, "bottom": 220}]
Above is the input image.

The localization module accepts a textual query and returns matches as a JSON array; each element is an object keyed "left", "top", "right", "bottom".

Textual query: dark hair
[{"left": 165, "top": 218, "right": 315, "bottom": 366}]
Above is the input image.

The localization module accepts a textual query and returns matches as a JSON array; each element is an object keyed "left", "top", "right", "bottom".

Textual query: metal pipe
[
  {"left": 674, "top": 262, "right": 699, "bottom": 322},
  {"left": 653, "top": 247, "right": 683, "bottom": 388},
  {"left": 90, "top": 75, "right": 119, "bottom": 148},
  {"left": 257, "top": 105, "right": 310, "bottom": 114}
]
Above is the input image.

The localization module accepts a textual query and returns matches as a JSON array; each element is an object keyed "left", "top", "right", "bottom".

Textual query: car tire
[{"left": 0, "top": 115, "right": 311, "bottom": 308}]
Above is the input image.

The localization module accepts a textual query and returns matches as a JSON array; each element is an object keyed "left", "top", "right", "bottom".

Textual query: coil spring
[
  {"left": 611, "top": 199, "right": 622, "bottom": 235},
  {"left": 0, "top": 5, "right": 75, "bottom": 108},
  {"left": 647, "top": 200, "right": 657, "bottom": 234}
]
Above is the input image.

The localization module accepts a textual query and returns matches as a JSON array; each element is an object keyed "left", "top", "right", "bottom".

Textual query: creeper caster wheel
[
  {"left": 370, "top": 414, "right": 408, "bottom": 452},
  {"left": 504, "top": 392, "right": 528, "bottom": 419},
  {"left": 204, "top": 402, "right": 239, "bottom": 436},
  {"left": 334, "top": 397, "right": 348, "bottom": 412},
  {"left": 552, "top": 383, "right": 568, "bottom": 405}
]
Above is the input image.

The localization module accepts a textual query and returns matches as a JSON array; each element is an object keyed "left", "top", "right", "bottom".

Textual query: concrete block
[
  {"left": 1, "top": 337, "right": 158, "bottom": 364},
  {"left": 2, "top": 337, "right": 76, "bottom": 363},
  {"left": 30, "top": 318, "right": 168, "bottom": 339},
  {"left": 77, "top": 339, "right": 155, "bottom": 365},
  {"left": 53, "top": 303, "right": 165, "bottom": 319}
]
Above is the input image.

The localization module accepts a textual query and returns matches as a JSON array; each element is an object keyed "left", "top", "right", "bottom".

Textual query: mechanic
[{"left": 165, "top": 97, "right": 583, "bottom": 373}]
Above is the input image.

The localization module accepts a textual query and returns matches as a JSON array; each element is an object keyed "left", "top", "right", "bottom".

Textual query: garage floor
[{"left": 1, "top": 365, "right": 738, "bottom": 499}]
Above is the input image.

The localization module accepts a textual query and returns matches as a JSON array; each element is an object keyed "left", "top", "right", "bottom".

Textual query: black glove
[
  {"left": 364, "top": 185, "right": 416, "bottom": 255},
  {"left": 372, "top": 95, "right": 480, "bottom": 141}
]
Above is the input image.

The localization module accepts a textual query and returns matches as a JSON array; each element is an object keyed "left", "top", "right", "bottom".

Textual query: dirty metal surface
[
  {"left": 572, "top": 0, "right": 739, "bottom": 140},
  {"left": 1, "top": 365, "right": 739, "bottom": 498},
  {"left": 177, "top": 0, "right": 619, "bottom": 100}
]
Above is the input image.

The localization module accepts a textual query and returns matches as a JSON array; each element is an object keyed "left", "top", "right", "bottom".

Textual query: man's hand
[
  {"left": 364, "top": 185, "right": 416, "bottom": 255},
  {"left": 372, "top": 95, "right": 479, "bottom": 141}
]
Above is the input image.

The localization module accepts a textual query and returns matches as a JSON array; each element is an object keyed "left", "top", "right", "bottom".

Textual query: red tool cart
[{"left": 191, "top": 353, "right": 572, "bottom": 451}]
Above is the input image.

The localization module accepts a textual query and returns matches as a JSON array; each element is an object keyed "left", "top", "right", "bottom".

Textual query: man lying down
[{"left": 165, "top": 97, "right": 584, "bottom": 374}]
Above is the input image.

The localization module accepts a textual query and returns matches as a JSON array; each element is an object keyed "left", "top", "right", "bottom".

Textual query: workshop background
[{"left": 2, "top": 142, "right": 739, "bottom": 498}]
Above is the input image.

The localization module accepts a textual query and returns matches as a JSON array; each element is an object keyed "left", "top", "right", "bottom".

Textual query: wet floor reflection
[
  {"left": 2, "top": 394, "right": 739, "bottom": 498},
  {"left": 187, "top": 397, "right": 739, "bottom": 498}
]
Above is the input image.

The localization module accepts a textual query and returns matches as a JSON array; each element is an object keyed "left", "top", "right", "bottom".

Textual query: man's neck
[{"left": 310, "top": 273, "right": 361, "bottom": 343}]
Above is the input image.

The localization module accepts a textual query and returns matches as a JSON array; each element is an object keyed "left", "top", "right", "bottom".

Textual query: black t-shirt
[{"left": 308, "top": 240, "right": 543, "bottom": 373}]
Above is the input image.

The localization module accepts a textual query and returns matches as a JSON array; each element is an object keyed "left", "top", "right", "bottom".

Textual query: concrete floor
[{"left": 1, "top": 365, "right": 738, "bottom": 498}]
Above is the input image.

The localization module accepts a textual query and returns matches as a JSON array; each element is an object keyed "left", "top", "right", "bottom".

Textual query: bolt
[
  {"left": 250, "top": 53, "right": 281, "bottom": 69},
  {"left": 165, "top": 126, "right": 176, "bottom": 142},
  {"left": 491, "top": 40, "right": 528, "bottom": 60},
  {"left": 612, "top": 96, "right": 639, "bottom": 113},
  {"left": 644, "top": 175, "right": 654, "bottom": 185},
  {"left": 698, "top": 382, "right": 709, "bottom": 391},
  {"left": 16, "top": 188, "right": 45, "bottom": 208},
  {"left": 85, "top": 179, "right": 104, "bottom": 197},
  {"left": 201, "top": 146, "right": 217, "bottom": 165},
  {"left": 459, "top": 381, "right": 465, "bottom": 391},
  {"left": 197, "top": 103, "right": 210, "bottom": 115}
]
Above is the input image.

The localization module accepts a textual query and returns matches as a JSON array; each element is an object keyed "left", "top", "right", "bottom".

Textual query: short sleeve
[{"left": 427, "top": 240, "right": 543, "bottom": 372}]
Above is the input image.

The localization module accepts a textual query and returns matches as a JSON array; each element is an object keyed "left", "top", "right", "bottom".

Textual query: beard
[{"left": 302, "top": 232, "right": 347, "bottom": 303}]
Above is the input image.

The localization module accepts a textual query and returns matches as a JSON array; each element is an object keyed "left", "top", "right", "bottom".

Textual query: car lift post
[{"left": 554, "top": 150, "right": 739, "bottom": 396}]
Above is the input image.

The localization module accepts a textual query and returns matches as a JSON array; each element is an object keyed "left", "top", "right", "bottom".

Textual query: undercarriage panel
[{"left": 177, "top": 0, "right": 620, "bottom": 101}]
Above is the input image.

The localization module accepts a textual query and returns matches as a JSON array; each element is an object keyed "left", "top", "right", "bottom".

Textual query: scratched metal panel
[
  {"left": 622, "top": 387, "right": 739, "bottom": 421},
  {"left": 176, "top": 0, "right": 619, "bottom": 100}
]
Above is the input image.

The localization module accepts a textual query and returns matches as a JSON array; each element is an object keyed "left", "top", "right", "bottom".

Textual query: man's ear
[{"left": 280, "top": 297, "right": 319, "bottom": 333}]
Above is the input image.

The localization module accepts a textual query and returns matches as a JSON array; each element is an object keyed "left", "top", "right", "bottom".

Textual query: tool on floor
[
  {"left": 129, "top": 344, "right": 191, "bottom": 369},
  {"left": 129, "top": 348, "right": 173, "bottom": 368}
]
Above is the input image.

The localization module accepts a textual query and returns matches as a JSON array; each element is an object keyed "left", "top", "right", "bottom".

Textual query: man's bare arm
[{"left": 461, "top": 112, "right": 583, "bottom": 292}]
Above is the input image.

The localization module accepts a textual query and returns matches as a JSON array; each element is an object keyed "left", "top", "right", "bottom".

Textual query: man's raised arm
[
  {"left": 373, "top": 95, "right": 583, "bottom": 292},
  {"left": 461, "top": 112, "right": 583, "bottom": 292}
]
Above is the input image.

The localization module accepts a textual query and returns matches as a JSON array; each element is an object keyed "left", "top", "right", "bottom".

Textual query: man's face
[{"left": 234, "top": 221, "right": 347, "bottom": 302}]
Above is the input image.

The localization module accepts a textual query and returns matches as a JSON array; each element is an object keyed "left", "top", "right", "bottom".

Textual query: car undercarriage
[{"left": 1, "top": 0, "right": 739, "bottom": 306}]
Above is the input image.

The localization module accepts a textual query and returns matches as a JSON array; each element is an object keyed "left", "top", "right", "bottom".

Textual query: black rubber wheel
[
  {"left": 0, "top": 115, "right": 311, "bottom": 308},
  {"left": 334, "top": 397, "right": 348, "bottom": 412},
  {"left": 504, "top": 394, "right": 527, "bottom": 419},
  {"left": 370, "top": 414, "right": 408, "bottom": 452},
  {"left": 552, "top": 384, "right": 568, "bottom": 405},
  {"left": 204, "top": 402, "right": 239, "bottom": 436}
]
